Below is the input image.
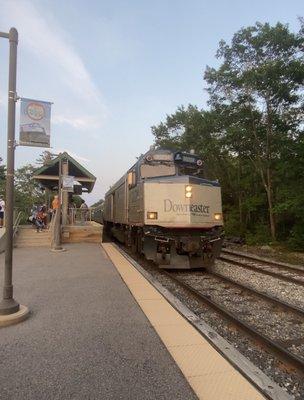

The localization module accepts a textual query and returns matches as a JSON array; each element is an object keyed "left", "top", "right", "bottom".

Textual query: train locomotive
[{"left": 103, "top": 148, "right": 223, "bottom": 269}]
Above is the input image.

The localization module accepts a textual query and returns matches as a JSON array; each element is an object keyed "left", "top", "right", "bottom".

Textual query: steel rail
[
  {"left": 219, "top": 255, "right": 304, "bottom": 287},
  {"left": 171, "top": 269, "right": 304, "bottom": 316},
  {"left": 209, "top": 271, "right": 304, "bottom": 318},
  {"left": 222, "top": 248, "right": 304, "bottom": 274},
  {"left": 164, "top": 270, "right": 304, "bottom": 372}
]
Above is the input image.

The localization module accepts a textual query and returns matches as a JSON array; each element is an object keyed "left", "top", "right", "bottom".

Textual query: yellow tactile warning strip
[{"left": 102, "top": 243, "right": 265, "bottom": 400}]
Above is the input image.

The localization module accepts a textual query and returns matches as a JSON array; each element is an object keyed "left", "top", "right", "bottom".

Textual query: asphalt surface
[{"left": 0, "top": 244, "right": 197, "bottom": 400}]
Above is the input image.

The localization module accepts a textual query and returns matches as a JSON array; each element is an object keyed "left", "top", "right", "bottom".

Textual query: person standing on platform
[
  {"left": 80, "top": 199, "right": 88, "bottom": 224},
  {"left": 0, "top": 197, "right": 5, "bottom": 228},
  {"left": 68, "top": 198, "right": 77, "bottom": 224},
  {"left": 51, "top": 195, "right": 59, "bottom": 220},
  {"left": 52, "top": 195, "right": 59, "bottom": 210}
]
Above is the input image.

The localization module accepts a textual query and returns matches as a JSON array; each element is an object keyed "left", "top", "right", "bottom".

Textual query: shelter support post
[{"left": 62, "top": 159, "right": 69, "bottom": 225}]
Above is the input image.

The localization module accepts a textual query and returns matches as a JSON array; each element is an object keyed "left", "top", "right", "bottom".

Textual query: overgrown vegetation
[{"left": 152, "top": 21, "right": 304, "bottom": 249}]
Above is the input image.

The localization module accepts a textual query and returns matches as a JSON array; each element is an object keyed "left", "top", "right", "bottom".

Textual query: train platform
[{"left": 0, "top": 243, "right": 285, "bottom": 400}]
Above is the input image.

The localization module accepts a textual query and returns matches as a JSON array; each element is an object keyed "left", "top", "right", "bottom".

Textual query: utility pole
[{"left": 0, "top": 28, "right": 20, "bottom": 315}]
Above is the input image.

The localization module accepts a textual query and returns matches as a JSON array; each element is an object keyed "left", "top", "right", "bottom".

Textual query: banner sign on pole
[
  {"left": 19, "top": 98, "right": 52, "bottom": 147},
  {"left": 62, "top": 176, "right": 74, "bottom": 192}
]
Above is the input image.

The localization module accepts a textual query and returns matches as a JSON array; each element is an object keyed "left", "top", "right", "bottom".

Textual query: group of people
[
  {"left": 0, "top": 193, "right": 89, "bottom": 232},
  {"left": 29, "top": 205, "right": 48, "bottom": 232},
  {"left": 29, "top": 195, "right": 89, "bottom": 231}
]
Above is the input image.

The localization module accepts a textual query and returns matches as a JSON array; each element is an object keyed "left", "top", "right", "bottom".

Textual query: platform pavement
[{"left": 0, "top": 243, "right": 197, "bottom": 400}]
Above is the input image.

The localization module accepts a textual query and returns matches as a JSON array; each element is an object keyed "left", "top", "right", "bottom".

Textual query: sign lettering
[{"left": 164, "top": 199, "right": 210, "bottom": 215}]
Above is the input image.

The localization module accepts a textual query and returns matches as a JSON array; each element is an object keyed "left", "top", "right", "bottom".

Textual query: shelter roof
[{"left": 33, "top": 152, "right": 96, "bottom": 193}]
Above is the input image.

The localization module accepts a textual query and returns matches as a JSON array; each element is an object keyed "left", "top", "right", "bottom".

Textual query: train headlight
[
  {"left": 214, "top": 213, "right": 222, "bottom": 221},
  {"left": 147, "top": 211, "right": 158, "bottom": 220},
  {"left": 185, "top": 185, "right": 192, "bottom": 198}
]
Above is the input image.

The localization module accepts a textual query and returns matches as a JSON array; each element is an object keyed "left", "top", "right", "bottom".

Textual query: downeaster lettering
[{"left": 164, "top": 199, "right": 210, "bottom": 214}]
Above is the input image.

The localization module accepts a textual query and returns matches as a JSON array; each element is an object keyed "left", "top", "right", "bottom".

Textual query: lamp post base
[
  {"left": 0, "top": 304, "right": 29, "bottom": 327},
  {"left": 0, "top": 298, "right": 20, "bottom": 315},
  {"left": 51, "top": 247, "right": 66, "bottom": 252}
]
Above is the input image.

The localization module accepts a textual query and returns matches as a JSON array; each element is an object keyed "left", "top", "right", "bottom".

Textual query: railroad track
[
  {"left": 220, "top": 249, "right": 304, "bottom": 287},
  {"left": 210, "top": 270, "right": 304, "bottom": 317},
  {"left": 115, "top": 241, "right": 304, "bottom": 373},
  {"left": 163, "top": 269, "right": 304, "bottom": 372}
]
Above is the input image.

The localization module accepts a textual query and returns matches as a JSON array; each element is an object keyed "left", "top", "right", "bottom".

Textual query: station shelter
[{"left": 33, "top": 152, "right": 98, "bottom": 242}]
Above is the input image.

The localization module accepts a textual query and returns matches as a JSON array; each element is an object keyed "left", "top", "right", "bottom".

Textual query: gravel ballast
[
  {"left": 212, "top": 260, "right": 304, "bottom": 311},
  {"left": 138, "top": 259, "right": 304, "bottom": 399}
]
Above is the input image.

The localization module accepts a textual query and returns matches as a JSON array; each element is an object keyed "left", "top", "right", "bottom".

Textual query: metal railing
[
  {"left": 13, "top": 211, "right": 23, "bottom": 239},
  {"left": 67, "top": 207, "right": 101, "bottom": 225}
]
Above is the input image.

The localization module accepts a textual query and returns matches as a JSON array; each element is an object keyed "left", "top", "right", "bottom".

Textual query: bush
[
  {"left": 245, "top": 225, "right": 272, "bottom": 245},
  {"left": 287, "top": 224, "right": 304, "bottom": 251},
  {"left": 223, "top": 207, "right": 245, "bottom": 237}
]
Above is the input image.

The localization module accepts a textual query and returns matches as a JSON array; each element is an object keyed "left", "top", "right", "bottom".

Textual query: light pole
[{"left": 0, "top": 28, "right": 20, "bottom": 315}]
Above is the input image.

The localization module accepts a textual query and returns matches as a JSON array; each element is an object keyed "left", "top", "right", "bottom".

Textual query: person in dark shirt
[{"left": 0, "top": 197, "right": 5, "bottom": 228}]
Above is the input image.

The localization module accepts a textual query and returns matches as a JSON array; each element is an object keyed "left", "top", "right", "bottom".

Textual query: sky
[{"left": 0, "top": 0, "right": 303, "bottom": 204}]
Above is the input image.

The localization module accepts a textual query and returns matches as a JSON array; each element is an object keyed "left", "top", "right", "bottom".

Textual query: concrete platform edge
[{"left": 107, "top": 243, "right": 292, "bottom": 400}]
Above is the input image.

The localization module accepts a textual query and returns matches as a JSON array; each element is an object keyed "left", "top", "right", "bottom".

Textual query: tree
[
  {"left": 36, "top": 150, "right": 57, "bottom": 166},
  {"left": 14, "top": 164, "right": 44, "bottom": 214},
  {"left": 91, "top": 198, "right": 104, "bottom": 209},
  {"left": 204, "top": 22, "right": 304, "bottom": 239},
  {"left": 152, "top": 105, "right": 231, "bottom": 181},
  {"left": 72, "top": 195, "right": 84, "bottom": 208},
  {"left": 151, "top": 21, "right": 304, "bottom": 247}
]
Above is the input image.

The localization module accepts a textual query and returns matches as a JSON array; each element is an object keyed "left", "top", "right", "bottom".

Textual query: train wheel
[
  {"left": 130, "top": 229, "right": 137, "bottom": 253},
  {"left": 137, "top": 230, "right": 143, "bottom": 254},
  {"left": 102, "top": 222, "right": 111, "bottom": 242}
]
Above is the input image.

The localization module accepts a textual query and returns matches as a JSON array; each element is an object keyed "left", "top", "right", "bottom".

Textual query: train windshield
[
  {"left": 174, "top": 152, "right": 204, "bottom": 177},
  {"left": 140, "top": 163, "right": 176, "bottom": 178},
  {"left": 177, "top": 164, "right": 204, "bottom": 177}
]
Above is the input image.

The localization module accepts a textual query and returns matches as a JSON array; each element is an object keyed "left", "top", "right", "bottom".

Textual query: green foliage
[
  {"left": 223, "top": 206, "right": 244, "bottom": 237},
  {"left": 35, "top": 150, "right": 57, "bottom": 166},
  {"left": 72, "top": 195, "right": 83, "bottom": 208},
  {"left": 287, "top": 224, "right": 304, "bottom": 250},
  {"left": 14, "top": 164, "right": 45, "bottom": 215},
  {"left": 245, "top": 225, "right": 273, "bottom": 246},
  {"left": 151, "top": 21, "right": 304, "bottom": 250},
  {"left": 91, "top": 198, "right": 104, "bottom": 209},
  {"left": 204, "top": 22, "right": 304, "bottom": 240}
]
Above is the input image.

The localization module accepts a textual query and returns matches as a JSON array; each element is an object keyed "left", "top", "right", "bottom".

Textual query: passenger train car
[{"left": 103, "top": 148, "right": 223, "bottom": 269}]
